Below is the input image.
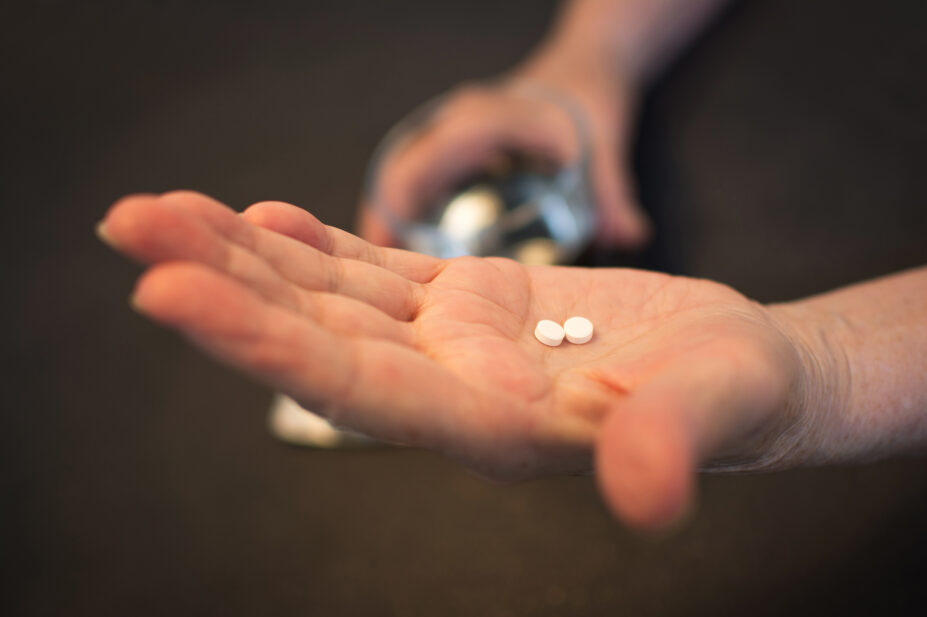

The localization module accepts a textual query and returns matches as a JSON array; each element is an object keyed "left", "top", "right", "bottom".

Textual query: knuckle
[{"left": 445, "top": 83, "right": 496, "bottom": 114}]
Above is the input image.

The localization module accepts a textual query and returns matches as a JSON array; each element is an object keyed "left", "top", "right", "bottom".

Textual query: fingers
[
  {"left": 383, "top": 88, "right": 576, "bottom": 209},
  {"left": 132, "top": 262, "right": 482, "bottom": 450},
  {"left": 363, "top": 87, "right": 577, "bottom": 236},
  {"left": 100, "top": 193, "right": 301, "bottom": 309},
  {"left": 242, "top": 200, "right": 443, "bottom": 283},
  {"left": 101, "top": 192, "right": 425, "bottom": 321},
  {"left": 589, "top": 139, "right": 651, "bottom": 248},
  {"left": 360, "top": 83, "right": 652, "bottom": 252}
]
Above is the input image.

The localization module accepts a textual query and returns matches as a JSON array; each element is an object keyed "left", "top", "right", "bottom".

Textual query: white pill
[
  {"left": 534, "top": 320, "right": 565, "bottom": 346},
  {"left": 563, "top": 316, "right": 594, "bottom": 344}
]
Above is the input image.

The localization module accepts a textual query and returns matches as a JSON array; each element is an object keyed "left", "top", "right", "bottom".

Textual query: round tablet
[
  {"left": 534, "top": 320, "right": 565, "bottom": 347},
  {"left": 563, "top": 316, "right": 594, "bottom": 344}
]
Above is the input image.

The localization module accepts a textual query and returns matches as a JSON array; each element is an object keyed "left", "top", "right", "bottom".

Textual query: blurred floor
[{"left": 3, "top": 1, "right": 927, "bottom": 615}]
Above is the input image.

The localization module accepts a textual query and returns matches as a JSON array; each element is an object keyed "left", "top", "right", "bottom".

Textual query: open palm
[{"left": 101, "top": 191, "right": 806, "bottom": 528}]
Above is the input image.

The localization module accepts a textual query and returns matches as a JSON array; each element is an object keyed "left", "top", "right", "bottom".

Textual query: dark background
[{"left": 3, "top": 1, "right": 927, "bottom": 615}]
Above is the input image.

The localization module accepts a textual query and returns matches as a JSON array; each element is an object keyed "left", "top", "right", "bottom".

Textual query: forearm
[
  {"left": 772, "top": 266, "right": 927, "bottom": 465},
  {"left": 522, "top": 0, "right": 730, "bottom": 88}
]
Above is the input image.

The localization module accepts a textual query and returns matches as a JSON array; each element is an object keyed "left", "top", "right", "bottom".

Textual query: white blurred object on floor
[{"left": 267, "top": 394, "right": 377, "bottom": 448}]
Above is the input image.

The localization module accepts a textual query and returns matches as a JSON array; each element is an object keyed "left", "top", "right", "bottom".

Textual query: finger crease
[
  {"left": 326, "top": 254, "right": 346, "bottom": 294},
  {"left": 423, "top": 260, "right": 450, "bottom": 285},
  {"left": 334, "top": 340, "right": 362, "bottom": 411},
  {"left": 319, "top": 225, "right": 337, "bottom": 255}
]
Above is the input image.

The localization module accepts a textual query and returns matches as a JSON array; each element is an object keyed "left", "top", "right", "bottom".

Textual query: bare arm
[
  {"left": 520, "top": 0, "right": 731, "bottom": 92},
  {"left": 770, "top": 267, "right": 927, "bottom": 466}
]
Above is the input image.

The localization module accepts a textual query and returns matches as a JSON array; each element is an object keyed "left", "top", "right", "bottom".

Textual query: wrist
[
  {"left": 509, "top": 43, "right": 638, "bottom": 148},
  {"left": 765, "top": 300, "right": 854, "bottom": 467}
]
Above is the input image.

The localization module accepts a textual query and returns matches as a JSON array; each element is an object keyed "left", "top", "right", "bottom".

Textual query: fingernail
[
  {"left": 95, "top": 220, "right": 115, "bottom": 247},
  {"left": 128, "top": 292, "right": 145, "bottom": 314}
]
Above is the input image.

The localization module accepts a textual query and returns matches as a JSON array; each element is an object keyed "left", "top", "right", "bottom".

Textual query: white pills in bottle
[
  {"left": 563, "top": 316, "right": 594, "bottom": 344},
  {"left": 534, "top": 320, "right": 565, "bottom": 347}
]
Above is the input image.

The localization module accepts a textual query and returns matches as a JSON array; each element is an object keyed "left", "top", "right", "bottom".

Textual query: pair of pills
[{"left": 534, "top": 317, "right": 594, "bottom": 347}]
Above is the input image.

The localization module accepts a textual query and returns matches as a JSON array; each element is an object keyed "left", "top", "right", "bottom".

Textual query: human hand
[
  {"left": 99, "top": 191, "right": 827, "bottom": 529},
  {"left": 359, "top": 66, "right": 651, "bottom": 251}
]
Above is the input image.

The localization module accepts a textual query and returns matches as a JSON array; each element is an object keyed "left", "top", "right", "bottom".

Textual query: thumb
[
  {"left": 594, "top": 349, "right": 773, "bottom": 530},
  {"left": 595, "top": 389, "right": 697, "bottom": 531}
]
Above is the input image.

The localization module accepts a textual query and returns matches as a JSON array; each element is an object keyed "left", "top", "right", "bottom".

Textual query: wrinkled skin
[{"left": 100, "top": 191, "right": 813, "bottom": 529}]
